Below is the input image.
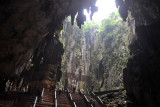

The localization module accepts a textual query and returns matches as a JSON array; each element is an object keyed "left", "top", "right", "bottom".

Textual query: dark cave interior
[{"left": 0, "top": 0, "right": 160, "bottom": 107}]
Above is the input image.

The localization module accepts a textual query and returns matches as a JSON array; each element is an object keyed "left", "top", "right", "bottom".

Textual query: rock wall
[
  {"left": 0, "top": 0, "right": 97, "bottom": 92},
  {"left": 29, "top": 35, "right": 64, "bottom": 91},
  {"left": 61, "top": 14, "right": 130, "bottom": 92},
  {"left": 60, "top": 20, "right": 90, "bottom": 91},
  {"left": 124, "top": 21, "right": 160, "bottom": 107},
  {"left": 116, "top": 0, "right": 160, "bottom": 106}
]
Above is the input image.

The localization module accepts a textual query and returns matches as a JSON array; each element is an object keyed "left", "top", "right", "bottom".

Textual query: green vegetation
[
  {"left": 60, "top": 28, "right": 66, "bottom": 48},
  {"left": 53, "top": 33, "right": 56, "bottom": 37},
  {"left": 82, "top": 21, "right": 100, "bottom": 33},
  {"left": 61, "top": 11, "right": 129, "bottom": 91},
  {"left": 81, "top": 11, "right": 129, "bottom": 90},
  {"left": 67, "top": 16, "right": 71, "bottom": 22}
]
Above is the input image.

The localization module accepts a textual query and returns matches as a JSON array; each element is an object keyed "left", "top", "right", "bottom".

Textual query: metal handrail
[
  {"left": 94, "top": 88, "right": 124, "bottom": 95},
  {"left": 69, "top": 93, "right": 73, "bottom": 100},
  {"left": 97, "top": 96, "right": 104, "bottom": 104},
  {"left": 55, "top": 98, "right": 57, "bottom": 107},
  {"left": 41, "top": 88, "right": 44, "bottom": 97},
  {"left": 90, "top": 91, "right": 106, "bottom": 107},
  {"left": 73, "top": 101, "right": 77, "bottom": 107},
  {"left": 66, "top": 89, "right": 77, "bottom": 107},
  {"left": 33, "top": 96, "right": 38, "bottom": 107},
  {"left": 79, "top": 90, "right": 93, "bottom": 107},
  {"left": 84, "top": 95, "right": 89, "bottom": 102}
]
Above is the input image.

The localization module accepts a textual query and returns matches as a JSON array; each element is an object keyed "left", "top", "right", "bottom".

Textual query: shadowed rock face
[
  {"left": 0, "top": 0, "right": 98, "bottom": 92},
  {"left": 124, "top": 21, "right": 160, "bottom": 107},
  {"left": 0, "top": 0, "right": 97, "bottom": 78},
  {"left": 116, "top": 0, "right": 160, "bottom": 106},
  {"left": 116, "top": 0, "right": 160, "bottom": 25}
]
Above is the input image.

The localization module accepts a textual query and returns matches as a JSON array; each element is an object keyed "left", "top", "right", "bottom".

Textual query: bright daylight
[{"left": 84, "top": 0, "right": 117, "bottom": 21}]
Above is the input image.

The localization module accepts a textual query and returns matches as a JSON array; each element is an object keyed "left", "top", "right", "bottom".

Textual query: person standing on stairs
[
  {"left": 73, "top": 85, "right": 76, "bottom": 93},
  {"left": 90, "top": 98, "right": 95, "bottom": 107},
  {"left": 5, "top": 80, "right": 10, "bottom": 92},
  {"left": 58, "top": 87, "right": 62, "bottom": 95}
]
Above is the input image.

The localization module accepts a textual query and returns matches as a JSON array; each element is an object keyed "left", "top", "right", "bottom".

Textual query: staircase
[
  {"left": 36, "top": 90, "right": 54, "bottom": 107},
  {"left": 13, "top": 94, "right": 36, "bottom": 107},
  {"left": 57, "top": 92, "right": 72, "bottom": 107},
  {"left": 0, "top": 90, "right": 55, "bottom": 107},
  {"left": 0, "top": 90, "right": 102, "bottom": 107},
  {"left": 0, "top": 92, "right": 17, "bottom": 106},
  {"left": 85, "top": 94, "right": 102, "bottom": 107},
  {"left": 72, "top": 93, "right": 87, "bottom": 107},
  {"left": 0, "top": 92, "right": 36, "bottom": 107}
]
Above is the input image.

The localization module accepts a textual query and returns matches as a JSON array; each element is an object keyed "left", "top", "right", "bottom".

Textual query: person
[
  {"left": 5, "top": 80, "right": 10, "bottom": 92},
  {"left": 58, "top": 88, "right": 62, "bottom": 95},
  {"left": 92, "top": 99, "right": 96, "bottom": 107},
  {"left": 80, "top": 88, "right": 84, "bottom": 93},
  {"left": 73, "top": 86, "right": 76, "bottom": 93},
  {"left": 18, "top": 78, "right": 23, "bottom": 91},
  {"left": 47, "top": 84, "right": 50, "bottom": 91},
  {"left": 9, "top": 82, "right": 13, "bottom": 91},
  {"left": 62, "top": 87, "right": 64, "bottom": 92},
  {"left": 91, "top": 84, "right": 94, "bottom": 91},
  {"left": 90, "top": 98, "right": 95, "bottom": 107}
]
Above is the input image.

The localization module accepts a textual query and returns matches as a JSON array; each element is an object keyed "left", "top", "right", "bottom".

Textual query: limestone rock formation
[
  {"left": 0, "top": 0, "right": 97, "bottom": 92},
  {"left": 60, "top": 14, "right": 130, "bottom": 92},
  {"left": 116, "top": 0, "right": 160, "bottom": 106}
]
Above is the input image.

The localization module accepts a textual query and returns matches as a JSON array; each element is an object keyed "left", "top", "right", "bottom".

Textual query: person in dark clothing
[
  {"left": 92, "top": 99, "right": 96, "bottom": 107},
  {"left": 90, "top": 98, "right": 95, "bottom": 107},
  {"left": 73, "top": 86, "right": 76, "bottom": 93},
  {"left": 91, "top": 84, "right": 94, "bottom": 91},
  {"left": 58, "top": 88, "right": 62, "bottom": 95}
]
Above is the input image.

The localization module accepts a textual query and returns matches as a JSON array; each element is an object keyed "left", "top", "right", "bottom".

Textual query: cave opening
[
  {"left": 0, "top": 0, "right": 160, "bottom": 107},
  {"left": 84, "top": 0, "right": 117, "bottom": 22},
  {"left": 58, "top": 0, "right": 130, "bottom": 106}
]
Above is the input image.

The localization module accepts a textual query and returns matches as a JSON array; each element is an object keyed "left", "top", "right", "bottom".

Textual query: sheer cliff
[{"left": 60, "top": 13, "right": 130, "bottom": 91}]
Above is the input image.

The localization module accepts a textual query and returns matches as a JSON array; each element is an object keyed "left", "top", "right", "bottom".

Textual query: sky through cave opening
[{"left": 84, "top": 0, "right": 117, "bottom": 22}]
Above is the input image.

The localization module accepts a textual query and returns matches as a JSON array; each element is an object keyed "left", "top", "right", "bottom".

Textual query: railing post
[
  {"left": 79, "top": 90, "right": 93, "bottom": 107},
  {"left": 90, "top": 91, "right": 106, "bottom": 107},
  {"left": 33, "top": 96, "right": 38, "bottom": 107},
  {"left": 69, "top": 93, "right": 73, "bottom": 101},
  {"left": 55, "top": 98, "right": 57, "bottom": 107},
  {"left": 55, "top": 90, "right": 56, "bottom": 99},
  {"left": 55, "top": 90, "right": 57, "bottom": 107},
  {"left": 66, "top": 88, "right": 77, "bottom": 107},
  {"left": 41, "top": 88, "right": 44, "bottom": 97},
  {"left": 73, "top": 102, "right": 77, "bottom": 107}
]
